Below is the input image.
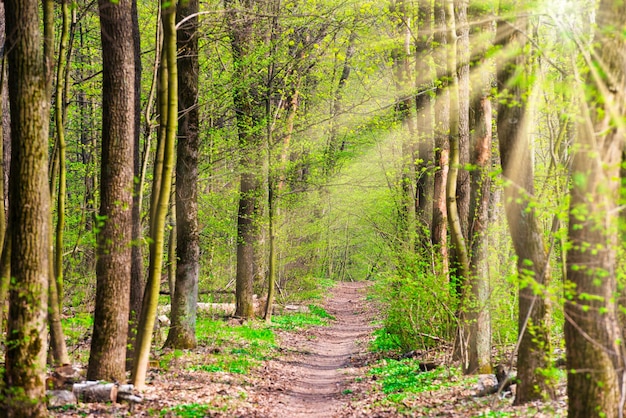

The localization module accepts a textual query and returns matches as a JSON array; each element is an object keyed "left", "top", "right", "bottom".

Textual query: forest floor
[{"left": 50, "top": 281, "right": 568, "bottom": 417}]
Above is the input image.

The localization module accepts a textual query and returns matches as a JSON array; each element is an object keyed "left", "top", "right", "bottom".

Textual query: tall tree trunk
[
  {"left": 464, "top": 8, "right": 495, "bottom": 375},
  {"left": 451, "top": 0, "right": 471, "bottom": 295},
  {"left": 432, "top": 0, "right": 449, "bottom": 278},
  {"left": 0, "top": 1, "right": 9, "bottom": 337},
  {"left": 415, "top": 0, "right": 434, "bottom": 244},
  {"left": 3, "top": 0, "right": 50, "bottom": 415},
  {"left": 565, "top": 1, "right": 626, "bottom": 416},
  {"left": 128, "top": 0, "right": 144, "bottom": 368},
  {"left": 495, "top": 2, "right": 552, "bottom": 404},
  {"left": 226, "top": 0, "right": 266, "bottom": 318},
  {"left": 449, "top": 0, "right": 471, "bottom": 259},
  {"left": 164, "top": 0, "right": 199, "bottom": 348},
  {"left": 391, "top": 0, "right": 417, "bottom": 252},
  {"left": 49, "top": 0, "right": 72, "bottom": 367},
  {"left": 132, "top": 0, "right": 177, "bottom": 389},
  {"left": 444, "top": 0, "right": 472, "bottom": 369},
  {"left": 326, "top": 28, "right": 357, "bottom": 175},
  {"left": 87, "top": 0, "right": 135, "bottom": 383}
]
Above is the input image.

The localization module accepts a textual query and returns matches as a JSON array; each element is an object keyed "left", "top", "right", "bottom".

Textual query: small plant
[
  {"left": 369, "top": 359, "right": 459, "bottom": 398},
  {"left": 308, "top": 304, "right": 336, "bottom": 320},
  {"left": 369, "top": 327, "right": 402, "bottom": 353},
  {"left": 270, "top": 313, "right": 326, "bottom": 330},
  {"left": 161, "top": 403, "right": 209, "bottom": 418}
]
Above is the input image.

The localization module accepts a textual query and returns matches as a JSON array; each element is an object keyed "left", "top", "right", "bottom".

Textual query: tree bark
[
  {"left": 226, "top": 0, "right": 266, "bottom": 319},
  {"left": 49, "top": 0, "right": 71, "bottom": 367},
  {"left": 415, "top": 0, "right": 434, "bottom": 243},
  {"left": 164, "top": 0, "right": 199, "bottom": 349},
  {"left": 3, "top": 0, "right": 51, "bottom": 415},
  {"left": 432, "top": 0, "right": 449, "bottom": 278},
  {"left": 128, "top": 0, "right": 144, "bottom": 368},
  {"left": 465, "top": 8, "right": 495, "bottom": 375},
  {"left": 565, "top": 1, "right": 626, "bottom": 416},
  {"left": 132, "top": 0, "right": 178, "bottom": 389},
  {"left": 495, "top": 3, "right": 552, "bottom": 404},
  {"left": 87, "top": 0, "right": 135, "bottom": 383}
]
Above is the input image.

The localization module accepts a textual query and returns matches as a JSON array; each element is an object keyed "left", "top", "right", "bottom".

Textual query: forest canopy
[{"left": 1, "top": 0, "right": 626, "bottom": 416}]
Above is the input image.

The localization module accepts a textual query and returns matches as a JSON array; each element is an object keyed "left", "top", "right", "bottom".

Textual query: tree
[
  {"left": 165, "top": 0, "right": 200, "bottom": 349},
  {"left": 128, "top": 0, "right": 144, "bottom": 366},
  {"left": 226, "top": 0, "right": 267, "bottom": 318},
  {"left": 495, "top": 1, "right": 552, "bottom": 403},
  {"left": 564, "top": 0, "right": 626, "bottom": 415},
  {"left": 464, "top": 2, "right": 495, "bottom": 375},
  {"left": 3, "top": 0, "right": 51, "bottom": 415},
  {"left": 87, "top": 0, "right": 136, "bottom": 382},
  {"left": 132, "top": 0, "right": 178, "bottom": 388},
  {"left": 49, "top": 0, "right": 72, "bottom": 367},
  {"left": 389, "top": 0, "right": 417, "bottom": 252},
  {"left": 431, "top": 0, "right": 450, "bottom": 278},
  {"left": 415, "top": 0, "right": 434, "bottom": 243}
]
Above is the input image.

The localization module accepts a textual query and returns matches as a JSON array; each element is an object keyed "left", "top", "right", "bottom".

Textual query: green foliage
[
  {"left": 369, "top": 359, "right": 459, "bottom": 400},
  {"left": 369, "top": 327, "right": 403, "bottom": 352},
  {"left": 189, "top": 318, "right": 276, "bottom": 374},
  {"left": 270, "top": 305, "right": 335, "bottom": 330},
  {"left": 161, "top": 403, "right": 210, "bottom": 418},
  {"left": 373, "top": 255, "right": 456, "bottom": 351},
  {"left": 307, "top": 304, "right": 335, "bottom": 320}
]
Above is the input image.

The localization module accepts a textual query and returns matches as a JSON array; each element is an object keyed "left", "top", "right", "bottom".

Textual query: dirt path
[{"left": 253, "top": 281, "right": 376, "bottom": 417}]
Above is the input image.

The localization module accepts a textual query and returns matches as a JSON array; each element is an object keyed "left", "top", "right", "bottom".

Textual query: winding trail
[{"left": 256, "top": 281, "right": 375, "bottom": 417}]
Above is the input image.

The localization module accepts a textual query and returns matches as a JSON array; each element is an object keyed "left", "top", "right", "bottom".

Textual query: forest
[{"left": 1, "top": 0, "right": 625, "bottom": 416}]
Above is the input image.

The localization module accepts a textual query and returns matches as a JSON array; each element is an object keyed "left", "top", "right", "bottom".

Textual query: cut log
[
  {"left": 117, "top": 384, "right": 142, "bottom": 404},
  {"left": 47, "top": 390, "right": 77, "bottom": 407},
  {"left": 73, "top": 381, "right": 118, "bottom": 403}
]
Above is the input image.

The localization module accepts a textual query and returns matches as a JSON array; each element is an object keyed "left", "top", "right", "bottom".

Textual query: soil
[
  {"left": 50, "top": 281, "right": 568, "bottom": 417},
  {"left": 249, "top": 281, "right": 379, "bottom": 417}
]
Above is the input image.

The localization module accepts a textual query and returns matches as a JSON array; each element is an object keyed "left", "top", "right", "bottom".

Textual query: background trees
[{"left": 2, "top": 0, "right": 626, "bottom": 416}]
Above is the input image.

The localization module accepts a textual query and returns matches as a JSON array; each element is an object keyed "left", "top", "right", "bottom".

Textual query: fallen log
[
  {"left": 73, "top": 381, "right": 117, "bottom": 403},
  {"left": 47, "top": 390, "right": 77, "bottom": 407}
]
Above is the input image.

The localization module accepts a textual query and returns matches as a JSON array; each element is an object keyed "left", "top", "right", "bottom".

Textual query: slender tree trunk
[
  {"left": 432, "top": 0, "right": 449, "bottom": 278},
  {"left": 3, "top": 0, "right": 51, "bottom": 415},
  {"left": 465, "top": 9, "right": 495, "bottom": 375},
  {"left": 565, "top": 1, "right": 626, "bottom": 416},
  {"left": 132, "top": 0, "right": 177, "bottom": 389},
  {"left": 226, "top": 0, "right": 266, "bottom": 319},
  {"left": 391, "top": 0, "right": 417, "bottom": 252},
  {"left": 495, "top": 3, "right": 552, "bottom": 404},
  {"left": 326, "top": 28, "right": 357, "bottom": 175},
  {"left": 87, "top": 0, "right": 135, "bottom": 383},
  {"left": 128, "top": 0, "right": 144, "bottom": 368},
  {"left": 49, "top": 0, "right": 72, "bottom": 367},
  {"left": 452, "top": 0, "right": 470, "bottom": 276},
  {"left": 164, "top": 0, "right": 200, "bottom": 348},
  {"left": 0, "top": 2, "right": 8, "bottom": 335},
  {"left": 415, "top": 0, "right": 434, "bottom": 244}
]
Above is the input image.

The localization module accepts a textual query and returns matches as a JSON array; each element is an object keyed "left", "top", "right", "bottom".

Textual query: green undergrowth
[
  {"left": 59, "top": 297, "right": 334, "bottom": 380},
  {"left": 269, "top": 304, "right": 335, "bottom": 330},
  {"left": 369, "top": 327, "right": 403, "bottom": 353},
  {"left": 368, "top": 358, "right": 461, "bottom": 402},
  {"left": 157, "top": 304, "right": 335, "bottom": 375},
  {"left": 160, "top": 403, "right": 210, "bottom": 417}
]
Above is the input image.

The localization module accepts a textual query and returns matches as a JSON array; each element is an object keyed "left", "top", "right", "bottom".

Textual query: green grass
[
  {"left": 270, "top": 305, "right": 335, "bottom": 330},
  {"left": 308, "top": 304, "right": 336, "bottom": 320},
  {"left": 161, "top": 403, "right": 210, "bottom": 417},
  {"left": 369, "top": 358, "right": 459, "bottom": 401},
  {"left": 191, "top": 318, "right": 276, "bottom": 375}
]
